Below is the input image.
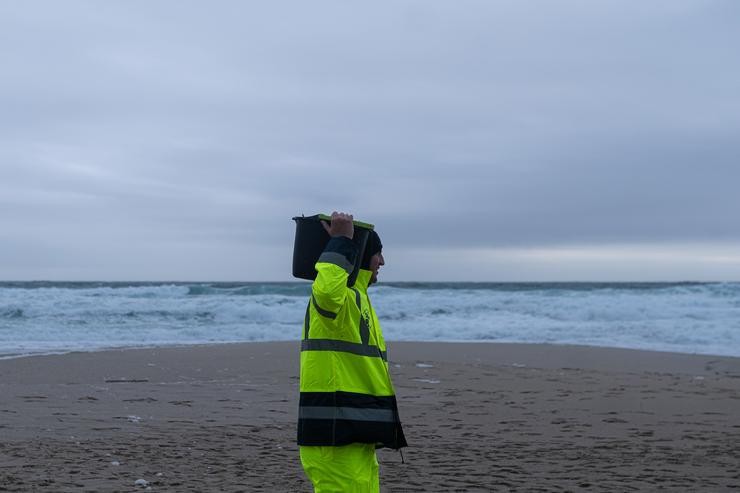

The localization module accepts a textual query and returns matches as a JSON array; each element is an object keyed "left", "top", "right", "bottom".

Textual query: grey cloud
[{"left": 1, "top": 1, "right": 739, "bottom": 279}]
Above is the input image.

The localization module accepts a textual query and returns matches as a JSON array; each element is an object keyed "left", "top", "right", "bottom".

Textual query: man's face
[{"left": 369, "top": 252, "right": 384, "bottom": 284}]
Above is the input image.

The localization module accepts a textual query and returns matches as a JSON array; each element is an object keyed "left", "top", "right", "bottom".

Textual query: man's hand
[{"left": 321, "top": 211, "right": 354, "bottom": 239}]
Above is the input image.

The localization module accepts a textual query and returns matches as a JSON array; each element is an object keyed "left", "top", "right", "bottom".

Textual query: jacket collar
[{"left": 353, "top": 269, "right": 372, "bottom": 292}]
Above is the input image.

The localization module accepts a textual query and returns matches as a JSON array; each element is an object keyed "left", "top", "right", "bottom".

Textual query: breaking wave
[{"left": 1, "top": 282, "right": 738, "bottom": 357}]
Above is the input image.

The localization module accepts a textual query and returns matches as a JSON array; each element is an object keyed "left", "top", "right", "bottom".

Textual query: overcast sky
[{"left": 1, "top": 1, "right": 739, "bottom": 281}]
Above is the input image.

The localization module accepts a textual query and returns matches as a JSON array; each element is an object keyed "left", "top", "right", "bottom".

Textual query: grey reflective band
[
  {"left": 350, "top": 288, "right": 370, "bottom": 345},
  {"left": 317, "top": 252, "right": 354, "bottom": 274},
  {"left": 303, "top": 301, "right": 311, "bottom": 340},
  {"left": 299, "top": 406, "right": 396, "bottom": 422},
  {"left": 311, "top": 295, "right": 337, "bottom": 320},
  {"left": 302, "top": 339, "right": 387, "bottom": 361},
  {"left": 351, "top": 288, "right": 361, "bottom": 309},
  {"left": 359, "top": 315, "right": 370, "bottom": 345}
]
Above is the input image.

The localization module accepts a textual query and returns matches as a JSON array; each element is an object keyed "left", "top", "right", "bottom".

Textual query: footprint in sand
[
  {"left": 19, "top": 395, "right": 47, "bottom": 402},
  {"left": 168, "top": 400, "right": 193, "bottom": 407},
  {"left": 602, "top": 417, "right": 628, "bottom": 423}
]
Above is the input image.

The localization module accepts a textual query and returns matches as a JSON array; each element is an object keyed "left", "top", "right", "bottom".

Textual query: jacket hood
[{"left": 360, "top": 230, "right": 382, "bottom": 270}]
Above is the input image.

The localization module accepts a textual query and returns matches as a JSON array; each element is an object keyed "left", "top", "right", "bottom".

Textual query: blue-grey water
[{"left": 1, "top": 282, "right": 739, "bottom": 358}]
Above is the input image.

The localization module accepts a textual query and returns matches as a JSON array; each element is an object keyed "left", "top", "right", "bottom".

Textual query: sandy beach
[{"left": 1, "top": 341, "right": 739, "bottom": 492}]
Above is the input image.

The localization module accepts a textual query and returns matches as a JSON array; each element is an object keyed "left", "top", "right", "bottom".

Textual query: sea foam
[{"left": 1, "top": 282, "right": 738, "bottom": 358}]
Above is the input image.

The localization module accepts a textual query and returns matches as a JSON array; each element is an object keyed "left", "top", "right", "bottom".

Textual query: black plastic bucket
[{"left": 292, "top": 214, "right": 374, "bottom": 286}]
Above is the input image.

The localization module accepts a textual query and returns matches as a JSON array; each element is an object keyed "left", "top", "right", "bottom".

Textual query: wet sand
[{"left": 1, "top": 342, "right": 739, "bottom": 492}]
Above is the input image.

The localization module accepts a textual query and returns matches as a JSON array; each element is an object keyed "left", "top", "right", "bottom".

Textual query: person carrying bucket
[{"left": 296, "top": 211, "right": 407, "bottom": 492}]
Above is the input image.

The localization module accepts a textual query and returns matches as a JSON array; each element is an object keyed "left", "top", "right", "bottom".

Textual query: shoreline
[
  {"left": 1, "top": 341, "right": 739, "bottom": 491},
  {"left": 3, "top": 339, "right": 740, "bottom": 365}
]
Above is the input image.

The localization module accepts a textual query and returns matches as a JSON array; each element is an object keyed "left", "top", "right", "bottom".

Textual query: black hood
[{"left": 360, "top": 230, "right": 382, "bottom": 269}]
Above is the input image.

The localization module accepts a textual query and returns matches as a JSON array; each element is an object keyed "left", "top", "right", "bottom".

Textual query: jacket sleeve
[{"left": 311, "top": 236, "right": 358, "bottom": 316}]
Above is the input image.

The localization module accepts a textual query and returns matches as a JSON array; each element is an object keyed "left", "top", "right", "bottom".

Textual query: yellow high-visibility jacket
[{"left": 297, "top": 236, "right": 407, "bottom": 449}]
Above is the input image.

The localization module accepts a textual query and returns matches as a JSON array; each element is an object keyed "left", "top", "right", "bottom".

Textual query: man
[{"left": 298, "top": 211, "right": 407, "bottom": 492}]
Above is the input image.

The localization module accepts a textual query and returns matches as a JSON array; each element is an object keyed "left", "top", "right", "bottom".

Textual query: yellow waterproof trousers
[{"left": 300, "top": 443, "right": 379, "bottom": 492}]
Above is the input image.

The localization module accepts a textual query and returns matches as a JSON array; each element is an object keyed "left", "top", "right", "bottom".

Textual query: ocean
[{"left": 1, "top": 282, "right": 738, "bottom": 358}]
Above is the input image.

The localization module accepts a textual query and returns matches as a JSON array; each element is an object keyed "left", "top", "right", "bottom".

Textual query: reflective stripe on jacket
[{"left": 297, "top": 236, "right": 407, "bottom": 450}]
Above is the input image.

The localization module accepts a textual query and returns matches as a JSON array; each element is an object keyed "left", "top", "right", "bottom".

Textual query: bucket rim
[{"left": 292, "top": 213, "right": 375, "bottom": 230}]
